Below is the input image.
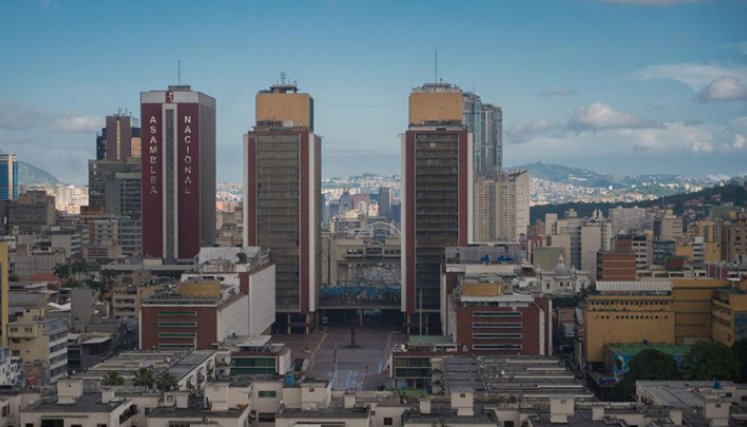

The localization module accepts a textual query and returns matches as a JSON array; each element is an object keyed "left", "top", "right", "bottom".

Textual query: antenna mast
[
  {"left": 434, "top": 48, "right": 438, "bottom": 83},
  {"left": 178, "top": 60, "right": 181, "bottom": 85}
]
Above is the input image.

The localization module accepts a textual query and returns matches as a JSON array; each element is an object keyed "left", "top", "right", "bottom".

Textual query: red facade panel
[
  {"left": 177, "top": 103, "right": 200, "bottom": 258},
  {"left": 141, "top": 103, "right": 163, "bottom": 257},
  {"left": 404, "top": 131, "right": 416, "bottom": 314},
  {"left": 300, "top": 132, "right": 310, "bottom": 312},
  {"left": 457, "top": 129, "right": 469, "bottom": 246},
  {"left": 245, "top": 136, "right": 257, "bottom": 246}
]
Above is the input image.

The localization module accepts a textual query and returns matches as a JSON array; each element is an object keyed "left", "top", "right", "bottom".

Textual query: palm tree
[
  {"left": 156, "top": 372, "right": 179, "bottom": 392},
  {"left": 133, "top": 367, "right": 156, "bottom": 389},
  {"left": 70, "top": 258, "right": 88, "bottom": 275},
  {"left": 52, "top": 262, "right": 70, "bottom": 281},
  {"left": 102, "top": 371, "right": 125, "bottom": 386}
]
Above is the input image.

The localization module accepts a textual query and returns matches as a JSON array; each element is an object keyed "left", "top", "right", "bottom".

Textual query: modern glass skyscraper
[
  {"left": 0, "top": 154, "right": 19, "bottom": 201},
  {"left": 463, "top": 92, "right": 502, "bottom": 177}
]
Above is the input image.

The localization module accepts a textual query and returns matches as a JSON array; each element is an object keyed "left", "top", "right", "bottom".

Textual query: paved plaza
[{"left": 274, "top": 325, "right": 406, "bottom": 391}]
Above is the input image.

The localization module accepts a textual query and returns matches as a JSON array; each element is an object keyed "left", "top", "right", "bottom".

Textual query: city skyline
[{"left": 1, "top": 0, "right": 746, "bottom": 184}]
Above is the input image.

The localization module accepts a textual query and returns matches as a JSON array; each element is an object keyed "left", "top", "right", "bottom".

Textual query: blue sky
[{"left": 1, "top": 0, "right": 746, "bottom": 184}]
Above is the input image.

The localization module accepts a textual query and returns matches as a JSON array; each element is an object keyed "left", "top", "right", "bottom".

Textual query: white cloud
[
  {"left": 621, "top": 120, "right": 718, "bottom": 153},
  {"left": 603, "top": 0, "right": 702, "bottom": 5},
  {"left": 505, "top": 120, "right": 560, "bottom": 144},
  {"left": 568, "top": 102, "right": 656, "bottom": 130},
  {"left": 732, "top": 134, "right": 746, "bottom": 150},
  {"left": 690, "top": 141, "right": 714, "bottom": 153},
  {"left": 0, "top": 98, "right": 103, "bottom": 133},
  {"left": 538, "top": 88, "right": 578, "bottom": 98},
  {"left": 50, "top": 115, "right": 104, "bottom": 133},
  {"left": 697, "top": 76, "right": 747, "bottom": 102},
  {"left": 635, "top": 63, "right": 747, "bottom": 91}
]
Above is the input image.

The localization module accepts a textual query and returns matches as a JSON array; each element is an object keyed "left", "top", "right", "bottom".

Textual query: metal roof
[{"left": 595, "top": 281, "right": 672, "bottom": 293}]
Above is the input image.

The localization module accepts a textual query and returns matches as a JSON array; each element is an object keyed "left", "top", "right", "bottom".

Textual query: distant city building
[
  {"left": 402, "top": 83, "right": 472, "bottom": 334},
  {"left": 96, "top": 113, "right": 141, "bottom": 161},
  {"left": 463, "top": 92, "right": 502, "bottom": 176},
  {"left": 141, "top": 85, "right": 216, "bottom": 260},
  {"left": 473, "top": 170, "right": 529, "bottom": 243},
  {"left": 5, "top": 190, "right": 56, "bottom": 234},
  {"left": 596, "top": 251, "right": 636, "bottom": 281},
  {"left": 243, "top": 83, "right": 321, "bottom": 333},
  {"left": 0, "top": 154, "right": 19, "bottom": 201},
  {"left": 378, "top": 186, "right": 392, "bottom": 220}
]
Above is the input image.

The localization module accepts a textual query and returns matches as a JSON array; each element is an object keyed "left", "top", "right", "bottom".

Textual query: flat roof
[{"left": 24, "top": 392, "right": 128, "bottom": 413}]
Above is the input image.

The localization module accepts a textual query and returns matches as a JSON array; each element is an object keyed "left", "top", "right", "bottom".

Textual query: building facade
[
  {"left": 0, "top": 154, "right": 19, "bottom": 201},
  {"left": 141, "top": 85, "right": 216, "bottom": 260},
  {"left": 243, "top": 83, "right": 321, "bottom": 333},
  {"left": 402, "top": 83, "right": 472, "bottom": 334}
]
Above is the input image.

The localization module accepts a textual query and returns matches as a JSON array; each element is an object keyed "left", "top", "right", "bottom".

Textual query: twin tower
[{"left": 141, "top": 82, "right": 493, "bottom": 332}]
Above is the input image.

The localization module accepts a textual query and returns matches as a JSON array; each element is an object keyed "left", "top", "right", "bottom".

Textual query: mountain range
[
  {"left": 509, "top": 161, "right": 721, "bottom": 189},
  {"left": 19, "top": 161, "right": 60, "bottom": 186}
]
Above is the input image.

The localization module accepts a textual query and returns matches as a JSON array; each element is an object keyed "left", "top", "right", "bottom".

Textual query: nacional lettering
[
  {"left": 148, "top": 115, "right": 159, "bottom": 195},
  {"left": 183, "top": 115, "right": 193, "bottom": 195}
]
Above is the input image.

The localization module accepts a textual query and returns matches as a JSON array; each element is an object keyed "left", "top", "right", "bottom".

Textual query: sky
[{"left": 0, "top": 0, "right": 746, "bottom": 184}]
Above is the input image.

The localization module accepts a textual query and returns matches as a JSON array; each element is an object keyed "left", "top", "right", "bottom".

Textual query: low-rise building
[
  {"left": 140, "top": 279, "right": 249, "bottom": 351},
  {"left": 8, "top": 311, "right": 68, "bottom": 386},
  {"left": 20, "top": 379, "right": 137, "bottom": 427},
  {"left": 76, "top": 349, "right": 219, "bottom": 392},
  {"left": 582, "top": 281, "right": 675, "bottom": 367},
  {"left": 711, "top": 287, "right": 747, "bottom": 346}
]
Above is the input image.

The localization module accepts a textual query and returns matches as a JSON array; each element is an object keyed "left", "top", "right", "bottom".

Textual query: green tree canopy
[
  {"left": 609, "top": 349, "right": 679, "bottom": 401},
  {"left": 133, "top": 367, "right": 156, "bottom": 389},
  {"left": 156, "top": 372, "right": 179, "bottom": 392},
  {"left": 102, "top": 371, "right": 125, "bottom": 386},
  {"left": 731, "top": 339, "right": 747, "bottom": 383},
  {"left": 684, "top": 341, "right": 741, "bottom": 381}
]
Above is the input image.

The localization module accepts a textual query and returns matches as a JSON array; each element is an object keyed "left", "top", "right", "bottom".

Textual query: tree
[
  {"left": 70, "top": 258, "right": 88, "bottom": 275},
  {"left": 156, "top": 372, "right": 179, "bottom": 392},
  {"left": 684, "top": 340, "right": 741, "bottom": 381},
  {"left": 102, "top": 371, "right": 125, "bottom": 386},
  {"left": 609, "top": 349, "right": 679, "bottom": 401},
  {"left": 731, "top": 339, "right": 747, "bottom": 383},
  {"left": 52, "top": 263, "right": 70, "bottom": 281},
  {"left": 133, "top": 367, "right": 156, "bottom": 389}
]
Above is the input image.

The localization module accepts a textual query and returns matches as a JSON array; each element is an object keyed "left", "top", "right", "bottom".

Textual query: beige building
[
  {"left": 8, "top": 310, "right": 68, "bottom": 386},
  {"left": 670, "top": 278, "right": 730, "bottom": 344},
  {"left": 582, "top": 281, "right": 675, "bottom": 365},
  {"left": 472, "top": 170, "right": 529, "bottom": 243}
]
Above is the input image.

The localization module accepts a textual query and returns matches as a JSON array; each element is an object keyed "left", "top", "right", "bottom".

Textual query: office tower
[
  {"left": 96, "top": 114, "right": 141, "bottom": 161},
  {"left": 463, "top": 92, "right": 502, "bottom": 176},
  {"left": 379, "top": 186, "right": 392, "bottom": 220},
  {"left": 141, "top": 85, "right": 216, "bottom": 260},
  {"left": 402, "top": 83, "right": 472, "bottom": 334},
  {"left": 0, "top": 154, "right": 18, "bottom": 201},
  {"left": 243, "top": 83, "right": 321, "bottom": 333},
  {"left": 473, "top": 169, "right": 530, "bottom": 243}
]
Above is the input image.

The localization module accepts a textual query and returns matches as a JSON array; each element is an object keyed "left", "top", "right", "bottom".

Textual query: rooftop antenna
[
  {"left": 177, "top": 60, "right": 181, "bottom": 85},
  {"left": 280, "top": 71, "right": 287, "bottom": 85},
  {"left": 434, "top": 48, "right": 438, "bottom": 83}
]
